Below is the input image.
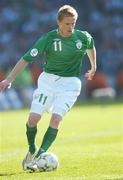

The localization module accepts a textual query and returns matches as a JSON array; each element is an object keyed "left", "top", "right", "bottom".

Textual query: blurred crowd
[{"left": 0, "top": 0, "right": 123, "bottom": 104}]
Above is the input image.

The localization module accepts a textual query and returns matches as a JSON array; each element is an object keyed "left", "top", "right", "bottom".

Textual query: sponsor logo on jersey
[
  {"left": 75, "top": 40, "right": 82, "bottom": 49},
  {"left": 30, "top": 48, "right": 38, "bottom": 57}
]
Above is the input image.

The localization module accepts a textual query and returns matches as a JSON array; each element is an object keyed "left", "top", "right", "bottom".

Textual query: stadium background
[{"left": 0, "top": 0, "right": 123, "bottom": 109}]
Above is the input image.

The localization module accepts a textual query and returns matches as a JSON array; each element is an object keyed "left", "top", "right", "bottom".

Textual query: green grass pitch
[{"left": 0, "top": 102, "right": 123, "bottom": 180}]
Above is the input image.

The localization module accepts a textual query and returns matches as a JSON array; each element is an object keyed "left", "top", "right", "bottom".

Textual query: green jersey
[{"left": 23, "top": 29, "right": 94, "bottom": 77}]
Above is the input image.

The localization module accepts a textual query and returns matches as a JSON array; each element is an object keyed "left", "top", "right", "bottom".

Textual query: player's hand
[
  {"left": 0, "top": 80, "right": 12, "bottom": 92},
  {"left": 85, "top": 69, "right": 96, "bottom": 80}
]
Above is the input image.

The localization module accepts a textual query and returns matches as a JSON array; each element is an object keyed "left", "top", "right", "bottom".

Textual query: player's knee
[
  {"left": 28, "top": 112, "right": 41, "bottom": 127},
  {"left": 50, "top": 114, "right": 62, "bottom": 128}
]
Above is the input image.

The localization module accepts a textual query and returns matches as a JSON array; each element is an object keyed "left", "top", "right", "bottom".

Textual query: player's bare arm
[
  {"left": 85, "top": 47, "right": 97, "bottom": 80},
  {"left": 0, "top": 58, "right": 28, "bottom": 91}
]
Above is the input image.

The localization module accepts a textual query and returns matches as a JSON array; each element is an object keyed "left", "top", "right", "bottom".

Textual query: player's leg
[
  {"left": 26, "top": 113, "right": 62, "bottom": 171},
  {"left": 23, "top": 98, "right": 53, "bottom": 170},
  {"left": 32, "top": 93, "right": 79, "bottom": 162},
  {"left": 26, "top": 112, "right": 41, "bottom": 154},
  {"left": 35, "top": 77, "right": 81, "bottom": 157},
  {"left": 35, "top": 113, "right": 62, "bottom": 157},
  {"left": 22, "top": 112, "right": 41, "bottom": 170},
  {"left": 23, "top": 72, "right": 54, "bottom": 170},
  {"left": 25, "top": 72, "right": 54, "bottom": 154}
]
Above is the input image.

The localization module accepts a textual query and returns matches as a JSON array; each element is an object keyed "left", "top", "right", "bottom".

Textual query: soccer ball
[{"left": 36, "top": 152, "right": 59, "bottom": 172}]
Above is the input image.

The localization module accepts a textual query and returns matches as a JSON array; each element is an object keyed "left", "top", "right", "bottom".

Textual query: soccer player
[{"left": 0, "top": 5, "right": 96, "bottom": 170}]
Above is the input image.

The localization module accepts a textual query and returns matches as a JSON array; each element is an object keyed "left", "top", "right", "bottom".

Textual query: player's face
[{"left": 57, "top": 16, "right": 77, "bottom": 37}]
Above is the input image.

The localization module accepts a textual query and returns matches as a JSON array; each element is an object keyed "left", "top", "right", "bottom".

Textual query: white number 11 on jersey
[{"left": 53, "top": 41, "right": 62, "bottom": 51}]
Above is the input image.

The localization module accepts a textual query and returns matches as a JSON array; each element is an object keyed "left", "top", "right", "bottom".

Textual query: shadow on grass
[
  {"left": 0, "top": 170, "right": 46, "bottom": 177},
  {"left": 0, "top": 172, "right": 23, "bottom": 177}
]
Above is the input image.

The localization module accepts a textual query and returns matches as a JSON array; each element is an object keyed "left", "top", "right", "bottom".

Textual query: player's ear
[{"left": 57, "top": 20, "right": 62, "bottom": 29}]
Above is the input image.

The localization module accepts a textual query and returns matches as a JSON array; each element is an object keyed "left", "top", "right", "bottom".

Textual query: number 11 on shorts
[{"left": 39, "top": 93, "right": 48, "bottom": 105}]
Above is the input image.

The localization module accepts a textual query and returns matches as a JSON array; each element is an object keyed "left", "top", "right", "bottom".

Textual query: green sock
[
  {"left": 36, "top": 126, "right": 58, "bottom": 157},
  {"left": 26, "top": 124, "right": 37, "bottom": 154}
]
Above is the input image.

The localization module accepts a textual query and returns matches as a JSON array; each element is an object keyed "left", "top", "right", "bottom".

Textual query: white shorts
[{"left": 30, "top": 72, "right": 81, "bottom": 117}]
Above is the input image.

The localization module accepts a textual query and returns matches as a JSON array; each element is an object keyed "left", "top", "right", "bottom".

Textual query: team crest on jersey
[
  {"left": 75, "top": 40, "right": 82, "bottom": 49},
  {"left": 30, "top": 48, "right": 38, "bottom": 57}
]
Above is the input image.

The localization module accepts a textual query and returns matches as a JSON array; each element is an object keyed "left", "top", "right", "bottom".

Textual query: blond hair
[{"left": 57, "top": 5, "right": 78, "bottom": 21}]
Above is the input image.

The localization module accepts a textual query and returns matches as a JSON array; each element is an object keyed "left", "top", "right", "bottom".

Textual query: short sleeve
[
  {"left": 22, "top": 34, "right": 48, "bottom": 63},
  {"left": 85, "top": 31, "right": 94, "bottom": 49}
]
